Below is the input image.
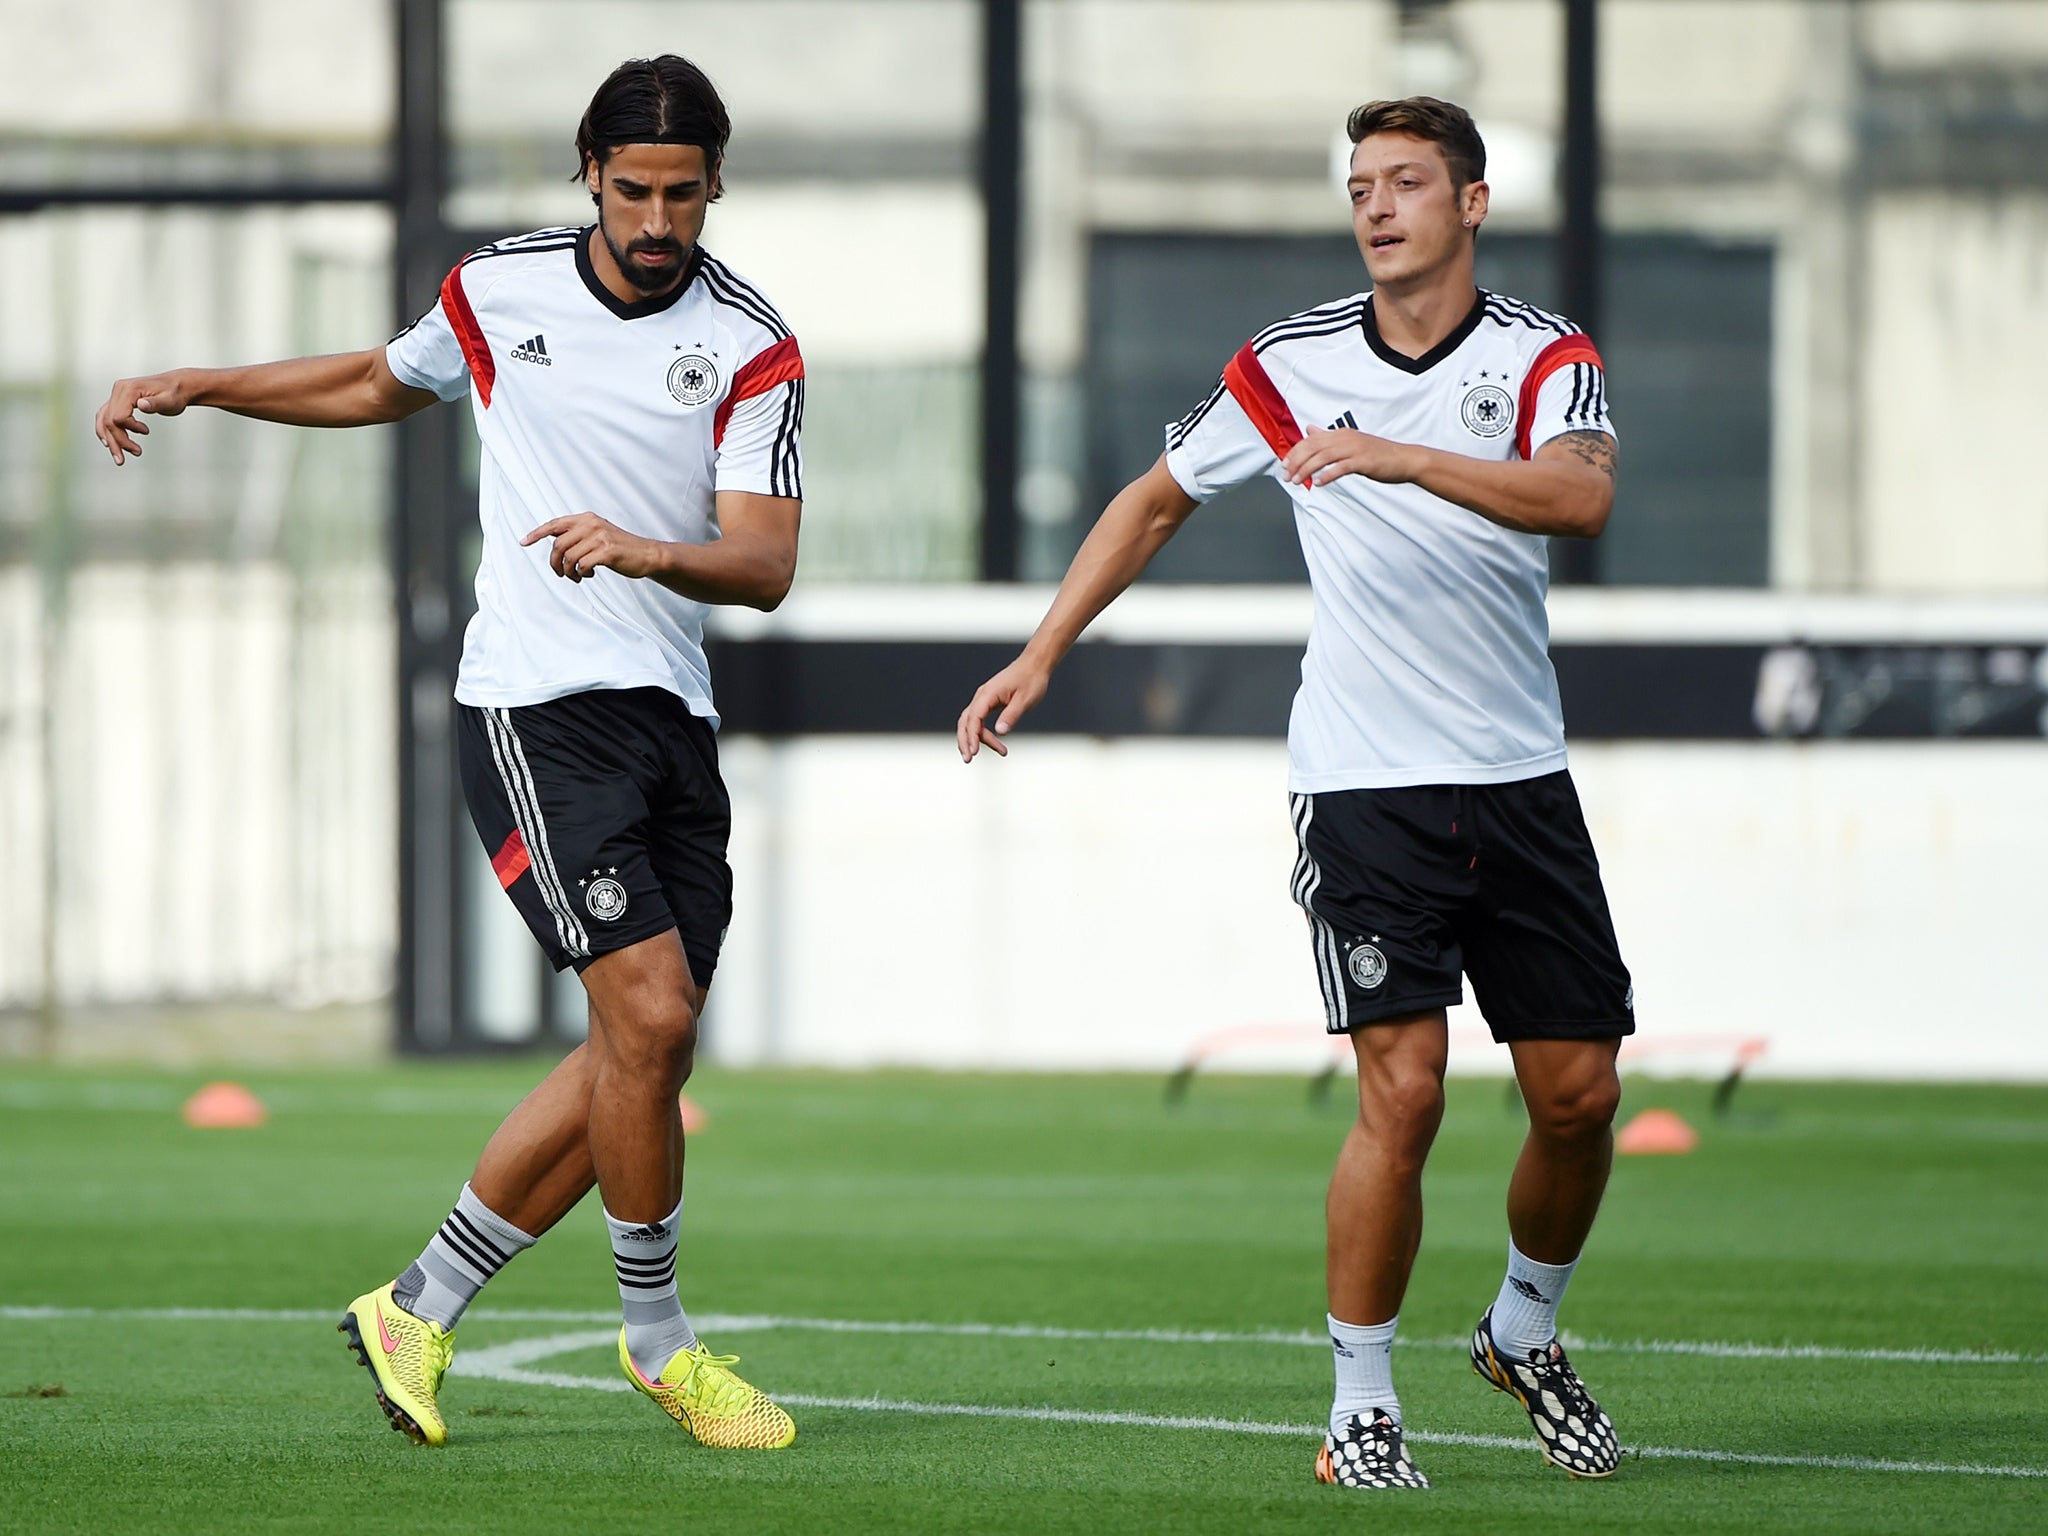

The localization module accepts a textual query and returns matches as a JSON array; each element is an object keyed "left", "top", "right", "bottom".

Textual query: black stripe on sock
[
  {"left": 613, "top": 1255, "right": 676, "bottom": 1277},
  {"left": 447, "top": 1210, "right": 514, "bottom": 1267},
  {"left": 434, "top": 1222, "right": 503, "bottom": 1277}
]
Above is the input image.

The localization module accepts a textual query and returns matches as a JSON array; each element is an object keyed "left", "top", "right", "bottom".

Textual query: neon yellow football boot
[
  {"left": 619, "top": 1329, "right": 796, "bottom": 1449},
  {"left": 339, "top": 1282, "right": 455, "bottom": 1446}
]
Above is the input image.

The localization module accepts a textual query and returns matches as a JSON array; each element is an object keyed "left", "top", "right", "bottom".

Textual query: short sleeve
[
  {"left": 386, "top": 292, "right": 472, "bottom": 403},
  {"left": 1518, "top": 336, "right": 1615, "bottom": 458},
  {"left": 714, "top": 337, "right": 805, "bottom": 499},
  {"left": 1162, "top": 374, "right": 1282, "bottom": 503}
]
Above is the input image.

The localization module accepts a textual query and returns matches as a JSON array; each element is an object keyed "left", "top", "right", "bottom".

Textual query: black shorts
[
  {"left": 1290, "top": 771, "right": 1633, "bottom": 1042},
  {"left": 457, "top": 687, "right": 732, "bottom": 986}
]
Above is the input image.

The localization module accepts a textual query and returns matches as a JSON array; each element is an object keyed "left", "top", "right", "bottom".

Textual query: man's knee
[
  {"left": 604, "top": 993, "right": 700, "bottom": 1081},
  {"left": 1526, "top": 1063, "right": 1622, "bottom": 1143},
  {"left": 1358, "top": 1066, "right": 1446, "bottom": 1162}
]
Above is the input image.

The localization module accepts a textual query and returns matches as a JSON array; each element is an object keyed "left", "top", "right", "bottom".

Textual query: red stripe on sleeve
[
  {"left": 491, "top": 828, "right": 530, "bottom": 890},
  {"left": 713, "top": 335, "right": 805, "bottom": 448},
  {"left": 439, "top": 264, "right": 495, "bottom": 408},
  {"left": 1221, "top": 343, "right": 1305, "bottom": 460},
  {"left": 1514, "top": 334, "right": 1603, "bottom": 459}
]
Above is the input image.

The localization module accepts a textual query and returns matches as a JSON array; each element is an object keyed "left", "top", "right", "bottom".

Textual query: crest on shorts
[
  {"left": 580, "top": 869, "right": 629, "bottom": 922},
  {"left": 1347, "top": 941, "right": 1388, "bottom": 990},
  {"left": 1460, "top": 383, "right": 1514, "bottom": 439},
  {"left": 667, "top": 353, "right": 719, "bottom": 406}
]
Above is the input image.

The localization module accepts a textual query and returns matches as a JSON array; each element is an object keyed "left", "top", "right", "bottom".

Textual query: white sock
[
  {"left": 391, "top": 1182, "right": 536, "bottom": 1330},
  {"left": 1490, "top": 1240, "right": 1580, "bottom": 1357},
  {"left": 1328, "top": 1312, "right": 1400, "bottom": 1435},
  {"left": 607, "top": 1196, "right": 698, "bottom": 1378}
]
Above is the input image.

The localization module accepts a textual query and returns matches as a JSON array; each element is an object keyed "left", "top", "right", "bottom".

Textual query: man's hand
[
  {"left": 956, "top": 656, "right": 1052, "bottom": 762},
  {"left": 522, "top": 513, "right": 664, "bottom": 583},
  {"left": 95, "top": 372, "right": 194, "bottom": 465},
  {"left": 1280, "top": 426, "right": 1424, "bottom": 489}
]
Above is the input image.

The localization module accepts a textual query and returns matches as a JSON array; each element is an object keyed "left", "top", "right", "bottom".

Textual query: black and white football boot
[
  {"left": 1471, "top": 1306, "right": 1621, "bottom": 1478},
  {"left": 1313, "top": 1409, "right": 1431, "bottom": 1490}
]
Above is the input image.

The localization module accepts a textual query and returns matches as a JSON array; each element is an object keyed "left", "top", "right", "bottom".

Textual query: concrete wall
[
  {"left": 704, "top": 735, "right": 2048, "bottom": 1082},
  {"left": 8, "top": 578, "right": 2044, "bottom": 1082}
]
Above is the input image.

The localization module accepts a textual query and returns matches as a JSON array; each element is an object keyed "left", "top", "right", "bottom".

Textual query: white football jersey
[
  {"left": 387, "top": 227, "right": 804, "bottom": 726},
  {"left": 1162, "top": 290, "right": 1613, "bottom": 792}
]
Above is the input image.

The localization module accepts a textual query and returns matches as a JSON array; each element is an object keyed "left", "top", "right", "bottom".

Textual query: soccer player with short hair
[
  {"left": 94, "top": 56, "right": 801, "bottom": 1451},
  {"left": 958, "top": 97, "right": 1631, "bottom": 1490}
]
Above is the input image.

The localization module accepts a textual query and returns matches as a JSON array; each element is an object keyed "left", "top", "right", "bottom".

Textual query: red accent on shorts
[
  {"left": 713, "top": 335, "right": 805, "bottom": 448},
  {"left": 491, "top": 828, "right": 531, "bottom": 889},
  {"left": 440, "top": 263, "right": 495, "bottom": 408},
  {"left": 1515, "top": 334, "right": 1603, "bottom": 459},
  {"left": 1222, "top": 343, "right": 1305, "bottom": 460}
]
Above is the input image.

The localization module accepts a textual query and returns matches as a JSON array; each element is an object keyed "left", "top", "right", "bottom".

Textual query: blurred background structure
[{"left": 0, "top": 0, "right": 2043, "bottom": 1074}]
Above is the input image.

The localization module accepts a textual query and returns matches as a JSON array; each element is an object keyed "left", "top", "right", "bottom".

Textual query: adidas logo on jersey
[
  {"left": 510, "top": 334, "right": 552, "bottom": 366},
  {"left": 1327, "top": 410, "right": 1359, "bottom": 431}
]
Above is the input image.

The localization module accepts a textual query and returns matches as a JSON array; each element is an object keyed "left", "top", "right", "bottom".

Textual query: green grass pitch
[{"left": 2, "top": 1062, "right": 2044, "bottom": 1533}]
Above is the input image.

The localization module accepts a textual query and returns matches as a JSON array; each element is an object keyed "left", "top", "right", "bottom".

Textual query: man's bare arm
[
  {"left": 522, "top": 491, "right": 800, "bottom": 612},
  {"left": 1279, "top": 426, "right": 1618, "bottom": 538},
  {"left": 954, "top": 454, "right": 1198, "bottom": 761},
  {"left": 95, "top": 349, "right": 440, "bottom": 464}
]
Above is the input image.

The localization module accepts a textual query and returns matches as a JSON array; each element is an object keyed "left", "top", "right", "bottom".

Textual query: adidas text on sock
[
  {"left": 607, "top": 1196, "right": 698, "bottom": 1377},
  {"left": 1328, "top": 1312, "right": 1400, "bottom": 1436},
  {"left": 1491, "top": 1240, "right": 1580, "bottom": 1358}
]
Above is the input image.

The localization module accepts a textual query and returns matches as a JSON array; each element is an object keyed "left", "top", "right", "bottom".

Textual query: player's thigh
[
  {"left": 643, "top": 703, "right": 734, "bottom": 994},
  {"left": 1461, "top": 771, "right": 1634, "bottom": 1044},
  {"left": 1292, "top": 787, "right": 1469, "bottom": 1034},
  {"left": 456, "top": 698, "right": 681, "bottom": 974}
]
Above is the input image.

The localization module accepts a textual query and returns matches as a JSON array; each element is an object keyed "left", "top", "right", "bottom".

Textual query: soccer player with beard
[
  {"left": 95, "top": 56, "right": 802, "bottom": 1451},
  {"left": 957, "top": 97, "right": 1632, "bottom": 1490}
]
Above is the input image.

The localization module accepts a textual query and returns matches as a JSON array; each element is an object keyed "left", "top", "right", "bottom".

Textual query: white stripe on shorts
[
  {"left": 1290, "top": 794, "right": 1346, "bottom": 1031},
  {"left": 485, "top": 708, "right": 589, "bottom": 958}
]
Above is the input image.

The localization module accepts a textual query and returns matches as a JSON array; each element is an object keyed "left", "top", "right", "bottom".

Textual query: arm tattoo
[{"left": 1553, "top": 430, "right": 1617, "bottom": 480}]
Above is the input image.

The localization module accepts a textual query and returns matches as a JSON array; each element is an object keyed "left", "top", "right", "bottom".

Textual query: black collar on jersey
[
  {"left": 1360, "top": 289, "right": 1487, "bottom": 374},
  {"left": 575, "top": 227, "right": 704, "bottom": 320}
]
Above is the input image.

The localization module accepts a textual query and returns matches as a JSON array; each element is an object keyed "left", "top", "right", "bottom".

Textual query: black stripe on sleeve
[
  {"left": 771, "top": 380, "right": 797, "bottom": 498},
  {"left": 1252, "top": 305, "right": 1369, "bottom": 356},
  {"left": 1249, "top": 298, "right": 1367, "bottom": 352},
  {"left": 701, "top": 259, "right": 791, "bottom": 339},
  {"left": 781, "top": 379, "right": 805, "bottom": 498},
  {"left": 461, "top": 238, "right": 579, "bottom": 269},
  {"left": 716, "top": 263, "right": 794, "bottom": 338},
  {"left": 1167, "top": 378, "right": 1228, "bottom": 450},
  {"left": 1482, "top": 292, "right": 1578, "bottom": 337}
]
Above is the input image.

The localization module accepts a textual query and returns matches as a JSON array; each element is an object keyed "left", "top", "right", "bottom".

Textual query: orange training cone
[
  {"left": 1615, "top": 1107, "right": 1696, "bottom": 1155},
  {"left": 678, "top": 1092, "right": 708, "bottom": 1135},
  {"left": 182, "top": 1081, "right": 268, "bottom": 1129}
]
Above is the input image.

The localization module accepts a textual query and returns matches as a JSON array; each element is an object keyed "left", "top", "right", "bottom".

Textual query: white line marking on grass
[
  {"left": 4, "top": 1309, "right": 2038, "bottom": 1478},
  {"left": 1561, "top": 1335, "right": 2048, "bottom": 1368},
  {"left": 452, "top": 1328, "right": 629, "bottom": 1389},
  {"left": 4, "top": 1306, "right": 2042, "bottom": 1367},
  {"left": 454, "top": 1330, "right": 2048, "bottom": 1481}
]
